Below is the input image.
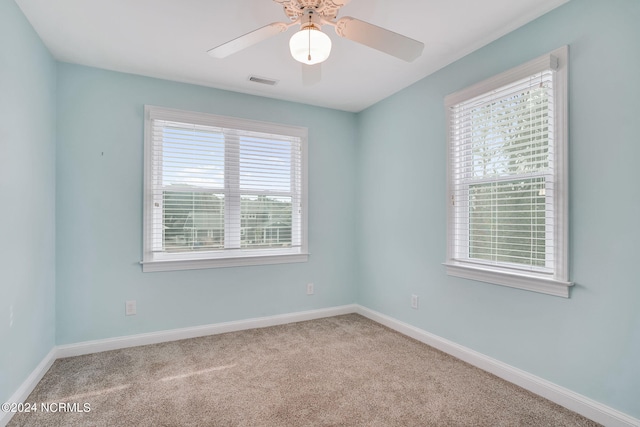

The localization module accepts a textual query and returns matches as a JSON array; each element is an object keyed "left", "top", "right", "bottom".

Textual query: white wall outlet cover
[
  {"left": 411, "top": 295, "right": 419, "bottom": 309},
  {"left": 125, "top": 300, "right": 137, "bottom": 316}
]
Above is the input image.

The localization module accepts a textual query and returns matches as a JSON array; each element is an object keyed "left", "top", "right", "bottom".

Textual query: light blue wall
[
  {"left": 55, "top": 64, "right": 358, "bottom": 344},
  {"left": 0, "top": 0, "right": 57, "bottom": 404},
  {"left": 356, "top": 0, "right": 640, "bottom": 418}
]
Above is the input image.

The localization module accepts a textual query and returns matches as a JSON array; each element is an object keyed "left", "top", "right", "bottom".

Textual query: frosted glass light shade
[{"left": 289, "top": 27, "right": 332, "bottom": 65}]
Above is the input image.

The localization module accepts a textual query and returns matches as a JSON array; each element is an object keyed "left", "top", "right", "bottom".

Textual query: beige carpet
[{"left": 8, "top": 314, "right": 599, "bottom": 426}]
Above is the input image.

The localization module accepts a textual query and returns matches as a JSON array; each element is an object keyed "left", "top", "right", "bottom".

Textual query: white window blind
[
  {"left": 445, "top": 47, "right": 571, "bottom": 297},
  {"left": 142, "top": 106, "right": 308, "bottom": 272}
]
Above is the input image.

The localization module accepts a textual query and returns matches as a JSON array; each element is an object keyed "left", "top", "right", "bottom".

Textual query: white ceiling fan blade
[
  {"left": 334, "top": 17, "right": 424, "bottom": 62},
  {"left": 302, "top": 63, "right": 322, "bottom": 86},
  {"left": 208, "top": 22, "right": 290, "bottom": 58}
]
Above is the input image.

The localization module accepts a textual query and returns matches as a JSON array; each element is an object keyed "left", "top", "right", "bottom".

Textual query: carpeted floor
[{"left": 8, "top": 314, "right": 600, "bottom": 426}]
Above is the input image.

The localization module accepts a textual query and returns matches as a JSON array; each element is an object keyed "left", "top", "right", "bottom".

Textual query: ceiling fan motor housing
[{"left": 274, "top": 0, "right": 351, "bottom": 21}]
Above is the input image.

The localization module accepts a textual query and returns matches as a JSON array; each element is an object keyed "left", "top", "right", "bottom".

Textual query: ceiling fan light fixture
[{"left": 289, "top": 25, "right": 332, "bottom": 65}]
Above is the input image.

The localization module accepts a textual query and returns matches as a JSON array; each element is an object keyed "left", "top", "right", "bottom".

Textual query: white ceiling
[{"left": 15, "top": 0, "right": 569, "bottom": 112}]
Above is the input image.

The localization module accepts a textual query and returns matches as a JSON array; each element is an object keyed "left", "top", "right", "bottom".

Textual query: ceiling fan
[{"left": 207, "top": 0, "right": 424, "bottom": 67}]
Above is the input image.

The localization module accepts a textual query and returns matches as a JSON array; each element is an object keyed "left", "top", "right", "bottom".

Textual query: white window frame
[
  {"left": 142, "top": 106, "right": 308, "bottom": 272},
  {"left": 444, "top": 46, "right": 572, "bottom": 297}
]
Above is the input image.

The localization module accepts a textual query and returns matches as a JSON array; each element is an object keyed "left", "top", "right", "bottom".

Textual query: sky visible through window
[{"left": 161, "top": 125, "right": 292, "bottom": 193}]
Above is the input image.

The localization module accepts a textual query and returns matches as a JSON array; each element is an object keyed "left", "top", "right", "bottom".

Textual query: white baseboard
[
  {"left": 355, "top": 305, "right": 639, "bottom": 427},
  {"left": 56, "top": 304, "right": 358, "bottom": 358},
  {"left": 4, "top": 304, "right": 637, "bottom": 427},
  {"left": 0, "top": 348, "right": 57, "bottom": 427}
]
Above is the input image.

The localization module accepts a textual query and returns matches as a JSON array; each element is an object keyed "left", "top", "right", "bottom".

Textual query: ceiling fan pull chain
[{"left": 307, "top": 14, "right": 312, "bottom": 62}]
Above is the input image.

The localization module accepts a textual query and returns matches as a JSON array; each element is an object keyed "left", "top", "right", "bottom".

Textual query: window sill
[
  {"left": 142, "top": 253, "right": 309, "bottom": 272},
  {"left": 443, "top": 262, "right": 573, "bottom": 298}
]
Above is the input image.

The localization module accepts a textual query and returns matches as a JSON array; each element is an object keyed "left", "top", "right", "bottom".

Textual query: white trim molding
[
  {"left": 56, "top": 305, "right": 356, "bottom": 358},
  {"left": 355, "top": 305, "right": 639, "bottom": 427},
  {"left": 444, "top": 262, "right": 573, "bottom": 298}
]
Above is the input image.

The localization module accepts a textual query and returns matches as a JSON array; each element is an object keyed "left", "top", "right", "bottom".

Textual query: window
[
  {"left": 444, "top": 47, "right": 571, "bottom": 297},
  {"left": 142, "top": 106, "right": 308, "bottom": 272}
]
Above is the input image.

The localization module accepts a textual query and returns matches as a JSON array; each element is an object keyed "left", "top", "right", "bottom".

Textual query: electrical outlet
[
  {"left": 411, "top": 294, "right": 419, "bottom": 309},
  {"left": 307, "top": 283, "right": 314, "bottom": 295},
  {"left": 125, "top": 300, "right": 137, "bottom": 316}
]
